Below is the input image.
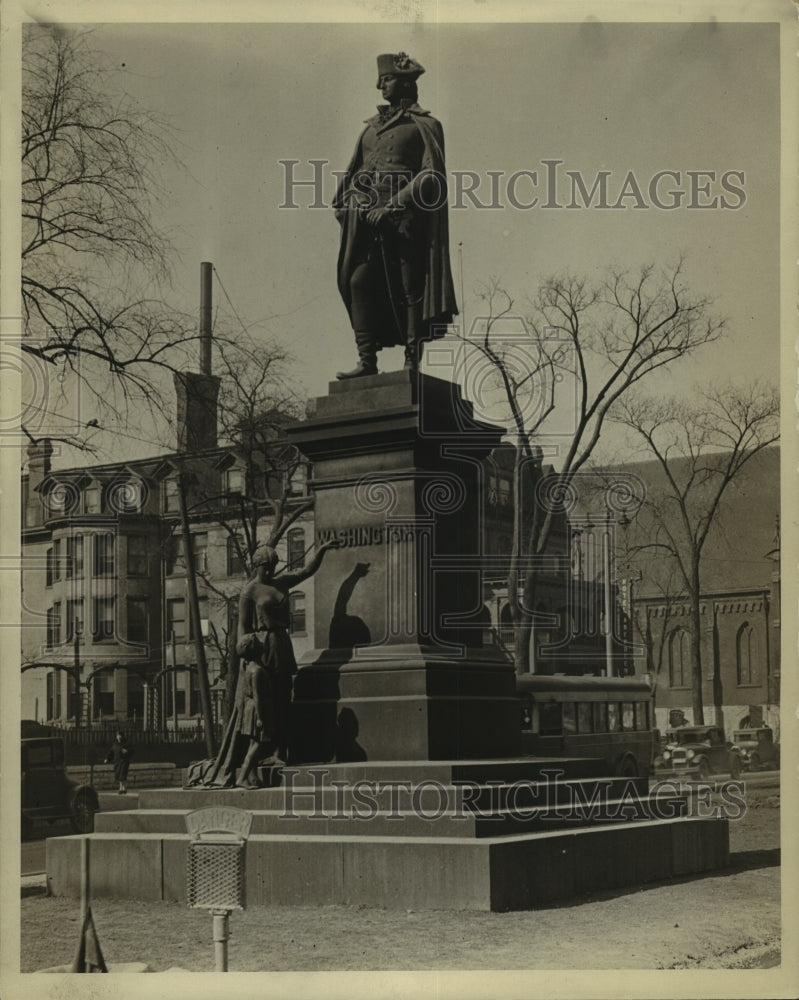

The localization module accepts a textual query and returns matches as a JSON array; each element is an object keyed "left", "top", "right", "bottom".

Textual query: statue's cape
[{"left": 334, "top": 107, "right": 458, "bottom": 345}]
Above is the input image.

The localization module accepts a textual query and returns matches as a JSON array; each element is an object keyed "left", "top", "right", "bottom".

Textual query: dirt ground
[{"left": 18, "top": 785, "right": 781, "bottom": 973}]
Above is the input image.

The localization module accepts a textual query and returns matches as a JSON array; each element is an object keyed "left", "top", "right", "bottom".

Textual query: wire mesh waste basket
[{"left": 185, "top": 807, "right": 253, "bottom": 970}]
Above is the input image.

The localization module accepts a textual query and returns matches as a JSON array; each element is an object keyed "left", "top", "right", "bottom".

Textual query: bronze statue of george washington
[{"left": 333, "top": 52, "right": 458, "bottom": 378}]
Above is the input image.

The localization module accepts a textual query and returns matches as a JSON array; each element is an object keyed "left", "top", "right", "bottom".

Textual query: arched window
[
  {"left": 668, "top": 629, "right": 689, "bottom": 687},
  {"left": 287, "top": 528, "right": 305, "bottom": 571},
  {"left": 736, "top": 622, "right": 758, "bottom": 685}
]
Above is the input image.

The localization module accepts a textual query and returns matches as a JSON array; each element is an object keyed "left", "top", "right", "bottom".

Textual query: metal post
[
  {"left": 212, "top": 910, "right": 230, "bottom": 972},
  {"left": 603, "top": 514, "right": 614, "bottom": 677},
  {"left": 79, "top": 836, "right": 90, "bottom": 921},
  {"left": 74, "top": 620, "right": 81, "bottom": 730},
  {"left": 171, "top": 632, "right": 179, "bottom": 736}
]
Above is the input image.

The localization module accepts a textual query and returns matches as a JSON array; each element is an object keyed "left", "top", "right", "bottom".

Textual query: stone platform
[{"left": 46, "top": 758, "right": 729, "bottom": 911}]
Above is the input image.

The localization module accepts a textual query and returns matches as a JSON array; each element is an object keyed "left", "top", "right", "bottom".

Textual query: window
[
  {"left": 187, "top": 666, "right": 201, "bottom": 715},
  {"left": 166, "top": 598, "right": 186, "bottom": 642},
  {"left": 46, "top": 547, "right": 54, "bottom": 587},
  {"left": 165, "top": 671, "right": 187, "bottom": 717},
  {"left": 46, "top": 605, "right": 61, "bottom": 648},
  {"left": 192, "top": 533, "right": 208, "bottom": 573},
  {"left": 224, "top": 467, "right": 244, "bottom": 496},
  {"left": 289, "top": 592, "right": 306, "bottom": 634},
  {"left": 634, "top": 701, "right": 649, "bottom": 731},
  {"left": 127, "top": 673, "right": 144, "bottom": 721},
  {"left": 52, "top": 539, "right": 62, "bottom": 580},
  {"left": 165, "top": 536, "right": 183, "bottom": 576},
  {"left": 94, "top": 533, "right": 115, "bottom": 577},
  {"left": 188, "top": 596, "right": 208, "bottom": 640},
  {"left": 668, "top": 629, "right": 689, "bottom": 687},
  {"left": 538, "top": 701, "right": 562, "bottom": 736},
  {"left": 47, "top": 484, "right": 75, "bottom": 516},
  {"left": 94, "top": 672, "right": 114, "bottom": 717},
  {"left": 622, "top": 702, "right": 635, "bottom": 731},
  {"left": 608, "top": 703, "right": 622, "bottom": 732},
  {"left": 164, "top": 478, "right": 180, "bottom": 513},
  {"left": 227, "top": 535, "right": 245, "bottom": 577},
  {"left": 736, "top": 622, "right": 758, "bottom": 685},
  {"left": 66, "top": 599, "right": 83, "bottom": 641},
  {"left": 127, "top": 536, "right": 149, "bottom": 576},
  {"left": 66, "top": 535, "right": 83, "bottom": 579},
  {"left": 487, "top": 473, "right": 511, "bottom": 507},
  {"left": 93, "top": 597, "right": 115, "bottom": 641},
  {"left": 286, "top": 462, "right": 309, "bottom": 498},
  {"left": 127, "top": 597, "right": 149, "bottom": 644},
  {"left": 46, "top": 671, "right": 62, "bottom": 720},
  {"left": 592, "top": 702, "right": 607, "bottom": 733},
  {"left": 562, "top": 701, "right": 577, "bottom": 733},
  {"left": 116, "top": 478, "right": 143, "bottom": 513},
  {"left": 577, "top": 702, "right": 593, "bottom": 733},
  {"left": 287, "top": 528, "right": 305, "bottom": 571},
  {"left": 67, "top": 673, "right": 79, "bottom": 720},
  {"left": 84, "top": 486, "right": 101, "bottom": 514}
]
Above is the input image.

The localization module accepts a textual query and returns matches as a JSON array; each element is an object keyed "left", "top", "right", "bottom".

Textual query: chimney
[
  {"left": 25, "top": 439, "right": 53, "bottom": 528},
  {"left": 27, "top": 438, "right": 53, "bottom": 488},
  {"left": 173, "top": 262, "right": 220, "bottom": 453}
]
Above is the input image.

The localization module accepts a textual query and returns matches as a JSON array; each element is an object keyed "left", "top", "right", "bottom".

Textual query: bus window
[
  {"left": 592, "top": 702, "right": 607, "bottom": 733},
  {"left": 622, "top": 702, "right": 635, "bottom": 730},
  {"left": 562, "top": 702, "right": 577, "bottom": 733},
  {"left": 577, "top": 702, "right": 592, "bottom": 733},
  {"left": 634, "top": 701, "right": 649, "bottom": 731},
  {"left": 539, "top": 701, "right": 562, "bottom": 736},
  {"left": 608, "top": 703, "right": 622, "bottom": 732}
]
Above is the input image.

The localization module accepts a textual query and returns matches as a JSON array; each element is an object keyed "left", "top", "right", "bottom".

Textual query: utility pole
[
  {"left": 73, "top": 617, "right": 83, "bottom": 728},
  {"left": 177, "top": 472, "right": 216, "bottom": 757},
  {"left": 171, "top": 630, "right": 179, "bottom": 736},
  {"left": 602, "top": 511, "right": 614, "bottom": 678}
]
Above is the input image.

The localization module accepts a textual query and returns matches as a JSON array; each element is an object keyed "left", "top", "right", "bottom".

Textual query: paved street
[{"left": 21, "top": 792, "right": 139, "bottom": 876}]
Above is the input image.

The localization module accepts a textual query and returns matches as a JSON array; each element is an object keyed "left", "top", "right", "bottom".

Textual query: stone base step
[
  {"left": 146, "top": 773, "right": 647, "bottom": 814},
  {"left": 46, "top": 816, "right": 729, "bottom": 911},
  {"left": 95, "top": 793, "right": 687, "bottom": 838},
  {"left": 254, "top": 756, "right": 612, "bottom": 785}
]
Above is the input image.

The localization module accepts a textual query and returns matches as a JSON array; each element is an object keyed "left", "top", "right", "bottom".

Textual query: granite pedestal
[{"left": 287, "top": 371, "right": 520, "bottom": 763}]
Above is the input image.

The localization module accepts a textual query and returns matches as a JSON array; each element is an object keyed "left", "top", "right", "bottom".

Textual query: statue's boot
[
  {"left": 403, "top": 302, "right": 425, "bottom": 373},
  {"left": 336, "top": 331, "right": 378, "bottom": 379}
]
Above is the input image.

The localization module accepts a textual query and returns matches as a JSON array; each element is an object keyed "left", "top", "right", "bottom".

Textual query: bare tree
[
  {"left": 458, "top": 261, "right": 724, "bottom": 673},
  {"left": 613, "top": 380, "right": 779, "bottom": 722},
  {"left": 165, "top": 337, "right": 312, "bottom": 721},
  {"left": 21, "top": 26, "right": 207, "bottom": 418},
  {"left": 630, "top": 564, "right": 683, "bottom": 697}
]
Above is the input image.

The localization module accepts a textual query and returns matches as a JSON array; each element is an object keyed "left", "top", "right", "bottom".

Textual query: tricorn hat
[{"left": 376, "top": 52, "right": 425, "bottom": 87}]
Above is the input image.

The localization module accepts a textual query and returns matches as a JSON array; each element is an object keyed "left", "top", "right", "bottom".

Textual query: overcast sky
[{"left": 17, "top": 13, "right": 783, "bottom": 466}]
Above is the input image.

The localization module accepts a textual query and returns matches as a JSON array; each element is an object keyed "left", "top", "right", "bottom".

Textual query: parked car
[
  {"left": 653, "top": 725, "right": 742, "bottom": 780},
  {"left": 731, "top": 727, "right": 780, "bottom": 771},
  {"left": 21, "top": 736, "right": 99, "bottom": 839}
]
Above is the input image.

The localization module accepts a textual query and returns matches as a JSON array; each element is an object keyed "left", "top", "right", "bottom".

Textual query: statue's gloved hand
[{"left": 236, "top": 632, "right": 262, "bottom": 661}]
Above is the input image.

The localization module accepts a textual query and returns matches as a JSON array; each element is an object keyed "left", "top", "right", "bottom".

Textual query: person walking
[{"left": 104, "top": 732, "right": 132, "bottom": 794}]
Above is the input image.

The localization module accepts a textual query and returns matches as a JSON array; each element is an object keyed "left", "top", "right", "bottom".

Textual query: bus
[{"left": 517, "top": 674, "right": 656, "bottom": 777}]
